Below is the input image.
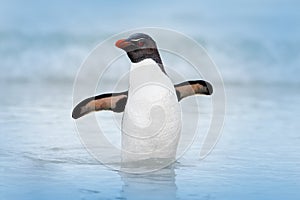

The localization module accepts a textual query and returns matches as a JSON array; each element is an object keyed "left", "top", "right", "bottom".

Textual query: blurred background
[
  {"left": 0, "top": 0, "right": 299, "bottom": 200},
  {"left": 0, "top": 0, "right": 299, "bottom": 84}
]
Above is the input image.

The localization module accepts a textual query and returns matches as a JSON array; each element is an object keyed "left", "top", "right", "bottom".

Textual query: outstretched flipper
[
  {"left": 72, "top": 91, "right": 128, "bottom": 119},
  {"left": 72, "top": 80, "right": 212, "bottom": 119},
  {"left": 175, "top": 80, "right": 213, "bottom": 101}
]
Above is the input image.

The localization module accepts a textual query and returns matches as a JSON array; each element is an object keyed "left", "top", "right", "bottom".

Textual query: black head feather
[{"left": 115, "top": 33, "right": 166, "bottom": 73}]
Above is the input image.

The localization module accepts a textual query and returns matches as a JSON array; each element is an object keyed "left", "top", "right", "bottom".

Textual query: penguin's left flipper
[
  {"left": 175, "top": 80, "right": 213, "bottom": 101},
  {"left": 72, "top": 80, "right": 213, "bottom": 119}
]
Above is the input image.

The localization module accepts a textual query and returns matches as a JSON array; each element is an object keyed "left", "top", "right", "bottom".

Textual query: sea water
[{"left": 0, "top": 82, "right": 299, "bottom": 200}]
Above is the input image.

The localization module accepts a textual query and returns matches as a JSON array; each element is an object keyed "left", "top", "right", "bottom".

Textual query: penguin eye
[
  {"left": 130, "top": 38, "right": 145, "bottom": 47},
  {"left": 138, "top": 41, "right": 144, "bottom": 47}
]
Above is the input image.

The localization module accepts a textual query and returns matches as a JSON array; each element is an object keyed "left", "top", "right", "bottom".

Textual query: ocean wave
[{"left": 0, "top": 32, "right": 299, "bottom": 85}]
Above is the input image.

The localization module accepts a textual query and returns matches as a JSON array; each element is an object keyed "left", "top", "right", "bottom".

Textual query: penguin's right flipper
[{"left": 72, "top": 91, "right": 128, "bottom": 119}]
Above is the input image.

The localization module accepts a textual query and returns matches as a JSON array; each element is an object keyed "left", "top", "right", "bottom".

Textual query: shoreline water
[{"left": 0, "top": 82, "right": 299, "bottom": 199}]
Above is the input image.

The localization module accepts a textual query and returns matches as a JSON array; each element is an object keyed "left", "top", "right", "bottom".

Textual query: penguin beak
[{"left": 115, "top": 39, "right": 131, "bottom": 49}]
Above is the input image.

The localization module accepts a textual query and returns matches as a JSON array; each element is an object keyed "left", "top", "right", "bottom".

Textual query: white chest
[{"left": 121, "top": 59, "right": 182, "bottom": 162}]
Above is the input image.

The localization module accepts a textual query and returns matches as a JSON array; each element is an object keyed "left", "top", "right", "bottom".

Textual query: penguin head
[
  {"left": 115, "top": 33, "right": 164, "bottom": 67},
  {"left": 115, "top": 33, "right": 157, "bottom": 51}
]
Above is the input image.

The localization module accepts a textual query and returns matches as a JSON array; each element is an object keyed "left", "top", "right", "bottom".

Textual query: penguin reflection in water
[{"left": 72, "top": 33, "right": 213, "bottom": 165}]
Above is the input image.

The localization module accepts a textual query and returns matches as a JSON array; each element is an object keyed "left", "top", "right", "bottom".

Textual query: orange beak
[{"left": 115, "top": 39, "right": 131, "bottom": 49}]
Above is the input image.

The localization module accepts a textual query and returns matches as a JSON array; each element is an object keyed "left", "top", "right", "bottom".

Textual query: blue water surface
[{"left": 0, "top": 83, "right": 299, "bottom": 200}]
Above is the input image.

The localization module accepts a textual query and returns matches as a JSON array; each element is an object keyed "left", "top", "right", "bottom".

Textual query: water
[
  {"left": 0, "top": 82, "right": 299, "bottom": 199},
  {"left": 0, "top": 0, "right": 300, "bottom": 84},
  {"left": 1, "top": 0, "right": 300, "bottom": 199}
]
